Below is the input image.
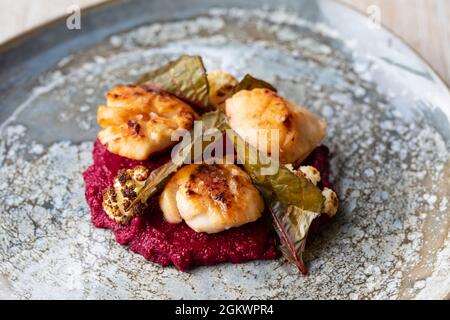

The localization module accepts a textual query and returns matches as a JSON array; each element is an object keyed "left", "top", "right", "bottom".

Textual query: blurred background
[{"left": 0, "top": 0, "right": 449, "bottom": 85}]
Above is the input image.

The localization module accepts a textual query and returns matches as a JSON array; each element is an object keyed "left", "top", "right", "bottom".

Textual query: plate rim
[{"left": 0, "top": 0, "right": 448, "bottom": 92}]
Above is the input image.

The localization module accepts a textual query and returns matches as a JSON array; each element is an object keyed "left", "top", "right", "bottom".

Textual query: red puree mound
[{"left": 83, "top": 140, "right": 333, "bottom": 271}]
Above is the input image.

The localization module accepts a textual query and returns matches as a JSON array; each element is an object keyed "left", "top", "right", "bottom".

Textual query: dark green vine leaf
[
  {"left": 227, "top": 115, "right": 323, "bottom": 274},
  {"left": 139, "top": 55, "right": 211, "bottom": 111},
  {"left": 233, "top": 74, "right": 277, "bottom": 93}
]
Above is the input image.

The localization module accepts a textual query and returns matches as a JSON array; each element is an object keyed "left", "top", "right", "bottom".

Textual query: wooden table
[
  {"left": 339, "top": 0, "right": 450, "bottom": 86},
  {"left": 1, "top": 0, "right": 449, "bottom": 85}
]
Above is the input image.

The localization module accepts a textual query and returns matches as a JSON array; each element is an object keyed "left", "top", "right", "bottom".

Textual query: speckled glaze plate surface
[{"left": 0, "top": 0, "right": 449, "bottom": 300}]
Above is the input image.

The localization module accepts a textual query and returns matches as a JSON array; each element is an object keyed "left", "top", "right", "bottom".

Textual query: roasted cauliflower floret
[
  {"left": 225, "top": 88, "right": 327, "bottom": 164},
  {"left": 97, "top": 84, "right": 199, "bottom": 160},
  {"left": 207, "top": 70, "right": 238, "bottom": 109},
  {"left": 102, "top": 165, "right": 150, "bottom": 224},
  {"left": 296, "top": 166, "right": 322, "bottom": 186},
  {"left": 159, "top": 163, "right": 264, "bottom": 234},
  {"left": 287, "top": 164, "right": 321, "bottom": 186},
  {"left": 322, "top": 187, "right": 338, "bottom": 218}
]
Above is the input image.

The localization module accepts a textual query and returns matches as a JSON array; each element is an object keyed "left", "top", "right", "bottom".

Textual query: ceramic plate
[{"left": 0, "top": 0, "right": 449, "bottom": 299}]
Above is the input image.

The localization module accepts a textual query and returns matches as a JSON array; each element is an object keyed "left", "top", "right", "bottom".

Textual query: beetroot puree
[{"left": 83, "top": 140, "right": 333, "bottom": 271}]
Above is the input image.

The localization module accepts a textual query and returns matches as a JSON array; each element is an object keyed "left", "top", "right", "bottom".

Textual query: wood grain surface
[
  {"left": 339, "top": 0, "right": 450, "bottom": 86},
  {"left": 0, "top": 0, "right": 449, "bottom": 85}
]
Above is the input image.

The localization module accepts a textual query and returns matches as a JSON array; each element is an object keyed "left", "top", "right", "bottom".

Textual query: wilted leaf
[
  {"left": 233, "top": 74, "right": 277, "bottom": 93},
  {"left": 227, "top": 112, "right": 324, "bottom": 274},
  {"left": 139, "top": 55, "right": 211, "bottom": 111}
]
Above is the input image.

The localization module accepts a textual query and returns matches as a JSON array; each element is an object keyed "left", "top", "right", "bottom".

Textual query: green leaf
[
  {"left": 139, "top": 55, "right": 211, "bottom": 111},
  {"left": 233, "top": 74, "right": 277, "bottom": 93},
  {"left": 230, "top": 130, "right": 324, "bottom": 211},
  {"left": 227, "top": 121, "right": 324, "bottom": 275},
  {"left": 272, "top": 203, "right": 319, "bottom": 274}
]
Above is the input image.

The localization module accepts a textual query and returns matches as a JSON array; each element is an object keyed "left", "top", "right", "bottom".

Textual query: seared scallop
[
  {"left": 159, "top": 163, "right": 264, "bottom": 233},
  {"left": 225, "top": 88, "right": 327, "bottom": 164},
  {"left": 97, "top": 84, "right": 198, "bottom": 160}
]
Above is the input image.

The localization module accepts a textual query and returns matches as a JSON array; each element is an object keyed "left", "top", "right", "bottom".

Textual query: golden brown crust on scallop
[
  {"left": 225, "top": 88, "right": 327, "bottom": 164},
  {"left": 159, "top": 164, "right": 264, "bottom": 233},
  {"left": 97, "top": 85, "right": 198, "bottom": 160}
]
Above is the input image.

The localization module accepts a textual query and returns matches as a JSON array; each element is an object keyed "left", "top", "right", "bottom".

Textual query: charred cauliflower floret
[
  {"left": 225, "top": 88, "right": 327, "bottom": 164},
  {"left": 297, "top": 166, "right": 321, "bottom": 187},
  {"left": 322, "top": 187, "right": 338, "bottom": 218},
  {"left": 207, "top": 70, "right": 238, "bottom": 109},
  {"left": 97, "top": 84, "right": 199, "bottom": 160},
  {"left": 102, "top": 165, "right": 150, "bottom": 224},
  {"left": 286, "top": 165, "right": 321, "bottom": 186}
]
